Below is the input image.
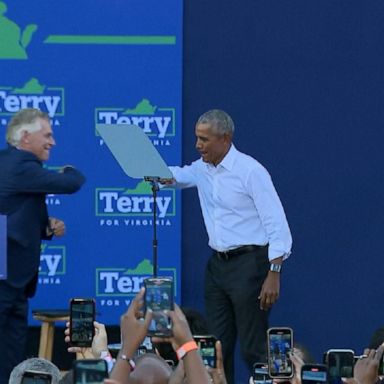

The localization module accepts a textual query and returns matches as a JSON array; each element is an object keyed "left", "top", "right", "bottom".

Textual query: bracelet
[
  {"left": 176, "top": 340, "right": 198, "bottom": 360},
  {"left": 120, "top": 354, "right": 136, "bottom": 371}
]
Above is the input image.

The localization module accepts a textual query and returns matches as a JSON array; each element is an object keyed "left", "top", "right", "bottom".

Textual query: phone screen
[
  {"left": 301, "top": 364, "right": 328, "bottom": 384},
  {"left": 267, "top": 327, "right": 293, "bottom": 378},
  {"left": 70, "top": 298, "right": 95, "bottom": 347},
  {"left": 252, "top": 363, "right": 272, "bottom": 384},
  {"left": 144, "top": 277, "right": 174, "bottom": 336},
  {"left": 194, "top": 335, "right": 216, "bottom": 368},
  {"left": 326, "top": 350, "right": 354, "bottom": 379},
  {"left": 73, "top": 359, "right": 108, "bottom": 384},
  {"left": 21, "top": 371, "right": 52, "bottom": 384}
]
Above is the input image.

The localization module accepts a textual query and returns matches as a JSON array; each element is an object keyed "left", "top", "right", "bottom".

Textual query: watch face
[{"left": 270, "top": 264, "right": 281, "bottom": 272}]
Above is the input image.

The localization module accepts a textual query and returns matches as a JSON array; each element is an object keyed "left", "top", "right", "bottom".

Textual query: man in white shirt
[{"left": 167, "top": 109, "right": 292, "bottom": 384}]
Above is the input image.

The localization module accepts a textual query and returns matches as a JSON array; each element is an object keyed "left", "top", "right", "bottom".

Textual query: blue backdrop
[
  {"left": 1, "top": 1, "right": 383, "bottom": 383},
  {"left": 181, "top": 0, "right": 384, "bottom": 381},
  {"left": 0, "top": 0, "right": 183, "bottom": 325}
]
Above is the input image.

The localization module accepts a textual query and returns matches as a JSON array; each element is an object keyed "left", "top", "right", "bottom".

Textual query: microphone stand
[{"left": 144, "top": 176, "right": 160, "bottom": 277}]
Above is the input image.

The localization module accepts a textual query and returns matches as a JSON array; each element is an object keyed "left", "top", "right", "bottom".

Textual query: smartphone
[
  {"left": 325, "top": 349, "right": 354, "bottom": 379},
  {"left": 267, "top": 327, "right": 294, "bottom": 378},
  {"left": 21, "top": 370, "right": 52, "bottom": 384},
  {"left": 194, "top": 335, "right": 217, "bottom": 368},
  {"left": 136, "top": 345, "right": 148, "bottom": 357},
  {"left": 301, "top": 364, "right": 328, "bottom": 384},
  {"left": 252, "top": 363, "right": 272, "bottom": 384},
  {"left": 73, "top": 359, "right": 108, "bottom": 384},
  {"left": 70, "top": 298, "right": 95, "bottom": 347},
  {"left": 144, "top": 277, "right": 174, "bottom": 337}
]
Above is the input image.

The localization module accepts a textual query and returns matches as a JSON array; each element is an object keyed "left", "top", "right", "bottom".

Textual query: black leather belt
[{"left": 215, "top": 245, "right": 264, "bottom": 261}]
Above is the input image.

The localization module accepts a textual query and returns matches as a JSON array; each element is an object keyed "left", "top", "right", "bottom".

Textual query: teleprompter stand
[{"left": 96, "top": 124, "right": 172, "bottom": 277}]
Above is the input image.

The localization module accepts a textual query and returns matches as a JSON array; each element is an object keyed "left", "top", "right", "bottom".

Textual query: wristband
[
  {"left": 120, "top": 354, "right": 136, "bottom": 371},
  {"left": 176, "top": 340, "right": 198, "bottom": 360}
]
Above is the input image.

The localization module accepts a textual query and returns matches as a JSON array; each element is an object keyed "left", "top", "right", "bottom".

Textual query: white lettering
[
  {"left": 99, "top": 192, "right": 171, "bottom": 218},
  {"left": 40, "top": 254, "right": 61, "bottom": 276},
  {"left": 0, "top": 91, "right": 61, "bottom": 117},
  {"left": 154, "top": 117, "right": 171, "bottom": 138},
  {"left": 100, "top": 299, "right": 120, "bottom": 306},
  {"left": 99, "top": 272, "right": 146, "bottom": 294},
  {"left": 97, "top": 112, "right": 171, "bottom": 137}
]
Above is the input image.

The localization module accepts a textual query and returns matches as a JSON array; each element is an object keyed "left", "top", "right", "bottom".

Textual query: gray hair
[
  {"left": 196, "top": 109, "right": 235, "bottom": 136},
  {"left": 8, "top": 357, "right": 61, "bottom": 384},
  {"left": 6, "top": 108, "right": 49, "bottom": 146}
]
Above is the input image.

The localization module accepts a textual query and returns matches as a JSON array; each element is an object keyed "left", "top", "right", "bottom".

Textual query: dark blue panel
[{"left": 182, "top": 0, "right": 384, "bottom": 381}]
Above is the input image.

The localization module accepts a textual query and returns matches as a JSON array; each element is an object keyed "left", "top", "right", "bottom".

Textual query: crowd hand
[
  {"left": 151, "top": 304, "right": 193, "bottom": 350},
  {"left": 47, "top": 217, "right": 65, "bottom": 237},
  {"left": 207, "top": 340, "right": 227, "bottom": 384},
  {"left": 289, "top": 349, "right": 305, "bottom": 384},
  {"left": 120, "top": 287, "right": 153, "bottom": 352},
  {"left": 353, "top": 345, "right": 384, "bottom": 384},
  {"left": 64, "top": 321, "right": 108, "bottom": 358},
  {"left": 258, "top": 272, "right": 280, "bottom": 310},
  {"left": 153, "top": 305, "right": 212, "bottom": 384}
]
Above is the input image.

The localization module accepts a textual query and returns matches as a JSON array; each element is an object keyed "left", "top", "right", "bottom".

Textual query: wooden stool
[{"left": 32, "top": 309, "right": 70, "bottom": 361}]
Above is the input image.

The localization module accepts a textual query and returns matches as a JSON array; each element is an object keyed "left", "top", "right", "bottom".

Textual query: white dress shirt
[{"left": 169, "top": 144, "right": 292, "bottom": 261}]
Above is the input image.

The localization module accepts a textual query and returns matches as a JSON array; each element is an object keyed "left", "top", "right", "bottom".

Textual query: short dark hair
[
  {"left": 197, "top": 109, "right": 235, "bottom": 137},
  {"left": 368, "top": 327, "right": 384, "bottom": 349}
]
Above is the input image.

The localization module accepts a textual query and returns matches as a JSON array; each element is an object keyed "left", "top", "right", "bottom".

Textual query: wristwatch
[{"left": 269, "top": 263, "right": 282, "bottom": 273}]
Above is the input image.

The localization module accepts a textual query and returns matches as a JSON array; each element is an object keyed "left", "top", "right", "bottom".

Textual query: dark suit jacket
[{"left": 0, "top": 145, "right": 86, "bottom": 296}]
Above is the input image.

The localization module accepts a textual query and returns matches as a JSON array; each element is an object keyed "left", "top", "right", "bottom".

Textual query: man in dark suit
[{"left": 0, "top": 108, "right": 86, "bottom": 383}]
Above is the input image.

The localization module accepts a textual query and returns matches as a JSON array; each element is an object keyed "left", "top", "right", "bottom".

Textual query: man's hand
[
  {"left": 159, "top": 178, "right": 176, "bottom": 185},
  {"left": 258, "top": 271, "right": 280, "bottom": 310}
]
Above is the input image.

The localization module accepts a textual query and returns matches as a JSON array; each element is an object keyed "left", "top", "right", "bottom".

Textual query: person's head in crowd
[
  {"left": 128, "top": 353, "right": 173, "bottom": 384},
  {"left": 182, "top": 307, "right": 209, "bottom": 335},
  {"left": 58, "top": 369, "right": 73, "bottom": 384},
  {"left": 369, "top": 327, "right": 384, "bottom": 349},
  {"left": 8, "top": 357, "right": 61, "bottom": 384},
  {"left": 6, "top": 108, "right": 55, "bottom": 161}
]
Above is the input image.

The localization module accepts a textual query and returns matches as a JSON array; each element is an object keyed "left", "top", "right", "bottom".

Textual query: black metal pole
[
  {"left": 144, "top": 176, "right": 160, "bottom": 277},
  {"left": 152, "top": 182, "right": 158, "bottom": 277}
]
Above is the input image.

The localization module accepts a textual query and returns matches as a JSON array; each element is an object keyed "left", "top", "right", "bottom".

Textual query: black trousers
[
  {"left": 204, "top": 246, "right": 270, "bottom": 384},
  {"left": 0, "top": 281, "right": 28, "bottom": 384}
]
